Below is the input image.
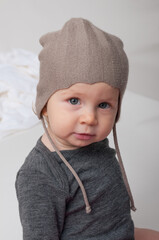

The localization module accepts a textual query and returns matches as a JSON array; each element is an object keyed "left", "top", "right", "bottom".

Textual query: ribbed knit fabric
[{"left": 15, "top": 137, "right": 134, "bottom": 240}]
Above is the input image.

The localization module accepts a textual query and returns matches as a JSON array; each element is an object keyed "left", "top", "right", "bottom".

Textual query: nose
[{"left": 79, "top": 110, "right": 98, "bottom": 126}]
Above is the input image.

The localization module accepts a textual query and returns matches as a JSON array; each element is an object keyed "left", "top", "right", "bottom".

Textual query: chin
[{"left": 73, "top": 140, "right": 95, "bottom": 148}]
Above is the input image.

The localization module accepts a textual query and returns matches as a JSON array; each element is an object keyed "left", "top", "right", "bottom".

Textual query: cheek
[
  {"left": 48, "top": 109, "right": 76, "bottom": 132},
  {"left": 99, "top": 114, "right": 116, "bottom": 132}
]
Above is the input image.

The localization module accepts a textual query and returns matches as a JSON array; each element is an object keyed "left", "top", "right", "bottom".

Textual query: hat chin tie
[
  {"left": 41, "top": 116, "right": 136, "bottom": 213},
  {"left": 113, "top": 123, "right": 136, "bottom": 211}
]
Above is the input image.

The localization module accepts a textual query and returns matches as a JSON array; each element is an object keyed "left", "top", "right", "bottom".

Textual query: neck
[{"left": 41, "top": 133, "right": 55, "bottom": 152}]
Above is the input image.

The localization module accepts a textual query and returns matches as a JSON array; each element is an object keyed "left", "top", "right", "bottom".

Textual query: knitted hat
[
  {"left": 35, "top": 17, "right": 129, "bottom": 121},
  {"left": 35, "top": 18, "right": 136, "bottom": 214}
]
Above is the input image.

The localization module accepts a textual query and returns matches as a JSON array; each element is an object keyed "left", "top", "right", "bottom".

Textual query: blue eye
[
  {"left": 69, "top": 98, "right": 80, "bottom": 105},
  {"left": 99, "top": 102, "right": 110, "bottom": 109}
]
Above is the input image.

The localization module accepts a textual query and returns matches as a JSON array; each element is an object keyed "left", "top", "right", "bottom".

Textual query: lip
[{"left": 74, "top": 133, "right": 95, "bottom": 140}]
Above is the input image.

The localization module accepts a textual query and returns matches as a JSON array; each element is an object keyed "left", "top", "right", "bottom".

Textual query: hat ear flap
[{"left": 115, "top": 94, "right": 121, "bottom": 123}]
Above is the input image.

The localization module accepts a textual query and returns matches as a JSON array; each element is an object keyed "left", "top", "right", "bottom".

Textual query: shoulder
[{"left": 16, "top": 137, "right": 69, "bottom": 194}]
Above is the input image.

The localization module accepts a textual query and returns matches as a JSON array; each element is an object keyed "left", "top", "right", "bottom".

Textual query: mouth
[
  {"left": 78, "top": 133, "right": 94, "bottom": 135},
  {"left": 74, "top": 133, "right": 95, "bottom": 140}
]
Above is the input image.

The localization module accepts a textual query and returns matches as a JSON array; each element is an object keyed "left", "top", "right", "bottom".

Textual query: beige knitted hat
[
  {"left": 35, "top": 17, "right": 128, "bottom": 121},
  {"left": 35, "top": 18, "right": 136, "bottom": 214}
]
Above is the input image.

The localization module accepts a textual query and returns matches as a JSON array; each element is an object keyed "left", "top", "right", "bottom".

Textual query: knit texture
[
  {"left": 15, "top": 137, "right": 134, "bottom": 240},
  {"left": 35, "top": 18, "right": 129, "bottom": 121}
]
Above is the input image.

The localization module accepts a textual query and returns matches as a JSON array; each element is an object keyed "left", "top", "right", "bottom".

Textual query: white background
[{"left": 0, "top": 0, "right": 159, "bottom": 239}]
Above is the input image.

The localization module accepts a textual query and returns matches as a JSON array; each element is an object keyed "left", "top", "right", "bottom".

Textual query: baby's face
[{"left": 43, "top": 82, "right": 119, "bottom": 150}]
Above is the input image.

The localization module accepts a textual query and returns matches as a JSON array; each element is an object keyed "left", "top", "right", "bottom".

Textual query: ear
[{"left": 42, "top": 105, "right": 48, "bottom": 117}]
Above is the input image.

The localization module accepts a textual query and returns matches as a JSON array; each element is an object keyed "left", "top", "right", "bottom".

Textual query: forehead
[{"left": 58, "top": 82, "right": 119, "bottom": 96}]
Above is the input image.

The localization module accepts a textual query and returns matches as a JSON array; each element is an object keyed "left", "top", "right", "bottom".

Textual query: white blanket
[{"left": 0, "top": 49, "right": 40, "bottom": 140}]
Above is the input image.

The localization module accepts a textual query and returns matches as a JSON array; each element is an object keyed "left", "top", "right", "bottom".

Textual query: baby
[{"left": 15, "top": 18, "right": 159, "bottom": 240}]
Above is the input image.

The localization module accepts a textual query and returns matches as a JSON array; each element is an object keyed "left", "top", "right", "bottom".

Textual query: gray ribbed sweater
[{"left": 15, "top": 137, "right": 134, "bottom": 240}]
